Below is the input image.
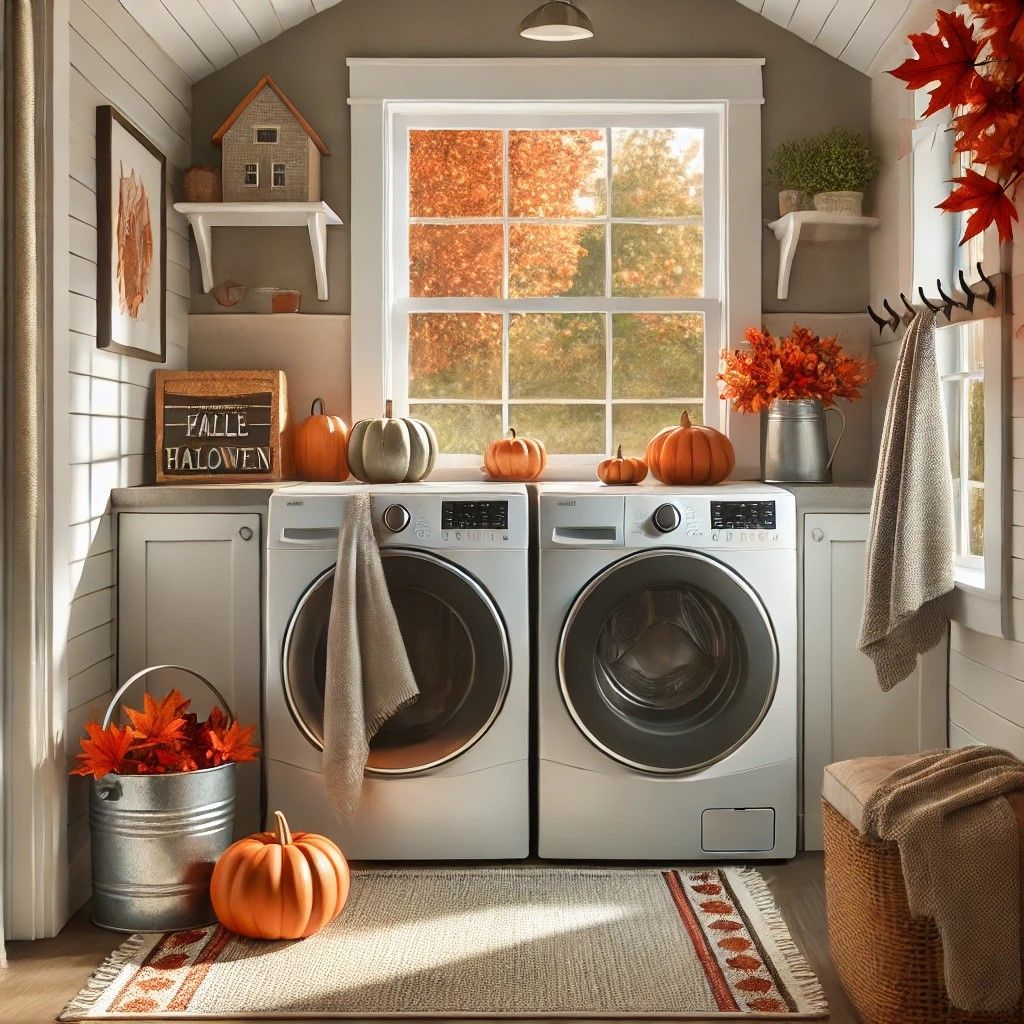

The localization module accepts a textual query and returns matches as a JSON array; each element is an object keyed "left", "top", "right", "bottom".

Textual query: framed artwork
[{"left": 96, "top": 105, "right": 167, "bottom": 362}]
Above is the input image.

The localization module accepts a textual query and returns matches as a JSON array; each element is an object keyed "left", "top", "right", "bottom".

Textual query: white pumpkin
[{"left": 348, "top": 400, "right": 438, "bottom": 483}]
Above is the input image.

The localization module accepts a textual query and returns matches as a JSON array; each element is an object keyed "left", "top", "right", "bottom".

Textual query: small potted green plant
[
  {"left": 805, "top": 128, "right": 878, "bottom": 216},
  {"left": 767, "top": 138, "right": 815, "bottom": 217}
]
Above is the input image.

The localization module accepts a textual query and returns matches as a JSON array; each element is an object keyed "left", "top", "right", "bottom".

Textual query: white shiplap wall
[{"left": 65, "top": 0, "right": 191, "bottom": 909}]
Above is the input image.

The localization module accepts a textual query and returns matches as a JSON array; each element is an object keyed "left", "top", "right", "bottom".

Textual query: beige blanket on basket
[
  {"left": 858, "top": 311, "right": 954, "bottom": 690},
  {"left": 323, "top": 491, "right": 419, "bottom": 820},
  {"left": 863, "top": 747, "right": 1024, "bottom": 1013}
]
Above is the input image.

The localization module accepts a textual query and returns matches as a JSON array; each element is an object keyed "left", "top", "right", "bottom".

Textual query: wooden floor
[{"left": 0, "top": 853, "right": 858, "bottom": 1024}]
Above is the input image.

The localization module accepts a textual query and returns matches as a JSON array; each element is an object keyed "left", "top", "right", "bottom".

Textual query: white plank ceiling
[{"left": 120, "top": 0, "right": 934, "bottom": 83}]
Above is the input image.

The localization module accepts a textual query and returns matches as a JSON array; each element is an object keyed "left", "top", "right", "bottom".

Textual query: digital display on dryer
[
  {"left": 710, "top": 500, "right": 776, "bottom": 530},
  {"left": 442, "top": 501, "right": 509, "bottom": 531}
]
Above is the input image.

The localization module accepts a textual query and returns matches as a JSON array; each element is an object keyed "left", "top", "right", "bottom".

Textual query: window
[
  {"left": 938, "top": 320, "right": 985, "bottom": 570},
  {"left": 348, "top": 59, "right": 764, "bottom": 474},
  {"left": 396, "top": 115, "right": 720, "bottom": 458},
  {"left": 254, "top": 126, "right": 279, "bottom": 144},
  {"left": 272, "top": 163, "right": 286, "bottom": 188},
  {"left": 244, "top": 163, "right": 258, "bottom": 187}
]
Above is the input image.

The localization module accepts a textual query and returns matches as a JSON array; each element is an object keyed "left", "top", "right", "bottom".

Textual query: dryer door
[
  {"left": 558, "top": 549, "right": 778, "bottom": 774},
  {"left": 283, "top": 550, "right": 510, "bottom": 773}
]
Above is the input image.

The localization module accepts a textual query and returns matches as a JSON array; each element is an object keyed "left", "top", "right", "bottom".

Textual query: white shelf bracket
[
  {"left": 191, "top": 215, "right": 214, "bottom": 294},
  {"left": 307, "top": 209, "right": 329, "bottom": 301},
  {"left": 774, "top": 215, "right": 801, "bottom": 302}
]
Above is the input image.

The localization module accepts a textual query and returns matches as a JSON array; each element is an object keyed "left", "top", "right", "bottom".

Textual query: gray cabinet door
[
  {"left": 802, "top": 513, "right": 947, "bottom": 849},
  {"left": 117, "top": 512, "right": 262, "bottom": 836}
]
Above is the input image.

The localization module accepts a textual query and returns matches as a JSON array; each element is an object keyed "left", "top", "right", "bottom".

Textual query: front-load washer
[
  {"left": 265, "top": 482, "right": 529, "bottom": 860},
  {"left": 536, "top": 482, "right": 797, "bottom": 860}
]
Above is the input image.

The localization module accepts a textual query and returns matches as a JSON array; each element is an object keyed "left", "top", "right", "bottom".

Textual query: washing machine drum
[
  {"left": 283, "top": 550, "right": 510, "bottom": 774},
  {"left": 559, "top": 549, "right": 778, "bottom": 774}
]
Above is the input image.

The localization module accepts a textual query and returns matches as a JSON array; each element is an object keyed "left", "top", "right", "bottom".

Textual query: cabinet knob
[
  {"left": 811, "top": 528, "right": 825, "bottom": 542},
  {"left": 238, "top": 526, "right": 254, "bottom": 541}
]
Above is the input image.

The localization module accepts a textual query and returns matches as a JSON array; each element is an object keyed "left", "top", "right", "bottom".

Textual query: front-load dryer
[
  {"left": 266, "top": 482, "right": 529, "bottom": 859},
  {"left": 536, "top": 482, "right": 797, "bottom": 860}
]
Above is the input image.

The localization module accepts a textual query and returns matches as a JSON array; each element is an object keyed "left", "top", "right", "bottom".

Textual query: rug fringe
[
  {"left": 732, "top": 867, "right": 829, "bottom": 1017},
  {"left": 58, "top": 932, "right": 149, "bottom": 1021}
]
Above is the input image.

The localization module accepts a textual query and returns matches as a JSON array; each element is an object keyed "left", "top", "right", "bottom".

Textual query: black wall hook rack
[{"left": 866, "top": 266, "right": 1000, "bottom": 335}]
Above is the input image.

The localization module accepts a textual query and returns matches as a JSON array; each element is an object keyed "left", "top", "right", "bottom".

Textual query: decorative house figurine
[{"left": 212, "top": 74, "right": 329, "bottom": 203}]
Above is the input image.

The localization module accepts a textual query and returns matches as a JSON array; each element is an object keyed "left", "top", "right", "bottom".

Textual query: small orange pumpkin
[
  {"left": 293, "top": 398, "right": 350, "bottom": 482},
  {"left": 483, "top": 428, "right": 547, "bottom": 481},
  {"left": 645, "top": 411, "right": 735, "bottom": 486},
  {"left": 210, "top": 811, "right": 350, "bottom": 940},
  {"left": 597, "top": 445, "right": 648, "bottom": 485}
]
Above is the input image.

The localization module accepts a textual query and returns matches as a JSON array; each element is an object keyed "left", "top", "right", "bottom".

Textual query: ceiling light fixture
[{"left": 519, "top": 1, "right": 595, "bottom": 42}]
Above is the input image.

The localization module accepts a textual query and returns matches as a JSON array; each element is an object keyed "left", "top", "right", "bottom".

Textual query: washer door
[
  {"left": 558, "top": 550, "right": 778, "bottom": 774},
  {"left": 283, "top": 550, "right": 510, "bottom": 774}
]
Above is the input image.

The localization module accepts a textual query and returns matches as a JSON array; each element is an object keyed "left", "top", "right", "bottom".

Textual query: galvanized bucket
[
  {"left": 89, "top": 665, "right": 237, "bottom": 933},
  {"left": 763, "top": 398, "right": 846, "bottom": 484}
]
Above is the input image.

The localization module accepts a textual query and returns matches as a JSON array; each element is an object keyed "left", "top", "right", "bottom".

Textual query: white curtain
[{"left": 3, "top": 0, "right": 45, "bottom": 964}]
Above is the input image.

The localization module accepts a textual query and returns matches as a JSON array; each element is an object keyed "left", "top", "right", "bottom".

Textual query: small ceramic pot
[
  {"left": 272, "top": 290, "right": 301, "bottom": 314},
  {"left": 812, "top": 191, "right": 864, "bottom": 216},
  {"left": 778, "top": 190, "right": 810, "bottom": 217}
]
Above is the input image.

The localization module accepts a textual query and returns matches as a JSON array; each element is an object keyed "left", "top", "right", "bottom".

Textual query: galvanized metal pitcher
[
  {"left": 90, "top": 665, "right": 237, "bottom": 933},
  {"left": 763, "top": 398, "right": 846, "bottom": 483}
]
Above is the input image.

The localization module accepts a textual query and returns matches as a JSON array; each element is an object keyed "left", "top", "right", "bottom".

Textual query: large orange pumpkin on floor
[
  {"left": 293, "top": 398, "right": 349, "bottom": 482},
  {"left": 211, "top": 811, "right": 350, "bottom": 940},
  {"left": 483, "top": 428, "right": 547, "bottom": 481},
  {"left": 597, "top": 446, "right": 648, "bottom": 485},
  {"left": 645, "top": 411, "right": 735, "bottom": 485}
]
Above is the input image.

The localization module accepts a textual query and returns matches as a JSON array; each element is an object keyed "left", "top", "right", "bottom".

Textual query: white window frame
[
  {"left": 254, "top": 125, "right": 279, "bottom": 144},
  {"left": 909, "top": 95, "right": 1012, "bottom": 636},
  {"left": 271, "top": 162, "right": 286, "bottom": 188},
  {"left": 244, "top": 162, "right": 258, "bottom": 187},
  {"left": 348, "top": 58, "right": 765, "bottom": 479}
]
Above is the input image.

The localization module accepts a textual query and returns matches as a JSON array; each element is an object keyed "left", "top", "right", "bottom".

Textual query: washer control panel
[
  {"left": 441, "top": 500, "right": 509, "bottom": 531},
  {"left": 711, "top": 500, "right": 776, "bottom": 531}
]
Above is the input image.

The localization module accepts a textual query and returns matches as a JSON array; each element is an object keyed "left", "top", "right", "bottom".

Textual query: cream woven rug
[{"left": 62, "top": 867, "right": 828, "bottom": 1020}]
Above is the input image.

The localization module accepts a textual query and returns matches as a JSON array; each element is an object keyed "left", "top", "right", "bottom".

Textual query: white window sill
[{"left": 954, "top": 563, "right": 986, "bottom": 594}]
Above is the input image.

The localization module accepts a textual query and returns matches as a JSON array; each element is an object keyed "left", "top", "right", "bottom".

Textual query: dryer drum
[
  {"left": 559, "top": 549, "right": 778, "bottom": 775},
  {"left": 283, "top": 550, "right": 511, "bottom": 774}
]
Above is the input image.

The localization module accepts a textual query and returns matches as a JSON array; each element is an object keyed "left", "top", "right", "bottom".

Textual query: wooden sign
[{"left": 155, "top": 369, "right": 292, "bottom": 483}]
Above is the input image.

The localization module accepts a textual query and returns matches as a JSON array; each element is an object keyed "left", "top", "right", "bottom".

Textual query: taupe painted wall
[{"left": 189, "top": 0, "right": 871, "bottom": 316}]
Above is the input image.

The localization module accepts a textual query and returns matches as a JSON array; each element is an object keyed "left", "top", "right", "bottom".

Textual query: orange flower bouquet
[
  {"left": 718, "top": 324, "right": 873, "bottom": 414},
  {"left": 71, "top": 689, "right": 259, "bottom": 780}
]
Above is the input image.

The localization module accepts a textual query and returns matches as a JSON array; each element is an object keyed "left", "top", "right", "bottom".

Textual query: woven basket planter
[
  {"left": 182, "top": 165, "right": 221, "bottom": 203},
  {"left": 822, "top": 799, "right": 1024, "bottom": 1024}
]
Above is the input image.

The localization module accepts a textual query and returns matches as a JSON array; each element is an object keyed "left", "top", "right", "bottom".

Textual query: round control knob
[
  {"left": 382, "top": 503, "right": 411, "bottom": 533},
  {"left": 652, "top": 503, "right": 681, "bottom": 534}
]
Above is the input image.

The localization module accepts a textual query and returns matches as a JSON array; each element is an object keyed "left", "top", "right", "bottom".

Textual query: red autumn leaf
[
  {"left": 969, "top": 0, "right": 1024, "bottom": 60},
  {"left": 125, "top": 688, "right": 190, "bottom": 747},
  {"left": 71, "top": 722, "right": 135, "bottom": 780},
  {"left": 890, "top": 10, "right": 984, "bottom": 116},
  {"left": 206, "top": 722, "right": 259, "bottom": 766},
  {"left": 938, "top": 167, "right": 1020, "bottom": 241},
  {"left": 969, "top": 107, "right": 1024, "bottom": 168}
]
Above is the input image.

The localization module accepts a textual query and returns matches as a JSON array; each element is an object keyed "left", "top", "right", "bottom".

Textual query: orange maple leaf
[
  {"left": 125, "top": 688, "right": 190, "bottom": 747},
  {"left": 969, "top": 0, "right": 1024, "bottom": 60},
  {"left": 206, "top": 722, "right": 259, "bottom": 766},
  {"left": 890, "top": 10, "right": 984, "bottom": 117},
  {"left": 939, "top": 167, "right": 1020, "bottom": 241},
  {"left": 71, "top": 722, "right": 135, "bottom": 780}
]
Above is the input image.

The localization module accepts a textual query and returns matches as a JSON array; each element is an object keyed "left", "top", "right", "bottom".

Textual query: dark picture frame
[{"left": 96, "top": 105, "right": 167, "bottom": 362}]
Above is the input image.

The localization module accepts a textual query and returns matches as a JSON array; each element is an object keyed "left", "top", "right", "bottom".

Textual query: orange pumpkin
[
  {"left": 597, "top": 445, "right": 648, "bottom": 485},
  {"left": 483, "top": 428, "right": 547, "bottom": 481},
  {"left": 293, "top": 398, "right": 349, "bottom": 482},
  {"left": 645, "top": 411, "right": 735, "bottom": 485},
  {"left": 210, "top": 811, "right": 350, "bottom": 940}
]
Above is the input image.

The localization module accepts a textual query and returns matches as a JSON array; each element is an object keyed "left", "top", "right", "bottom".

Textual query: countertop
[{"left": 111, "top": 480, "right": 876, "bottom": 511}]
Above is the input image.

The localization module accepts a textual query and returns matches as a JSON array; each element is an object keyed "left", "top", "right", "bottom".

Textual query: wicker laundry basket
[{"left": 822, "top": 758, "right": 1024, "bottom": 1024}]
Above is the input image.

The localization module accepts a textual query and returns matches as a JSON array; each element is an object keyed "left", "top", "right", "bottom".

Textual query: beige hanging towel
[
  {"left": 322, "top": 491, "right": 419, "bottom": 819},
  {"left": 863, "top": 747, "right": 1024, "bottom": 1013},
  {"left": 858, "top": 312, "right": 954, "bottom": 690}
]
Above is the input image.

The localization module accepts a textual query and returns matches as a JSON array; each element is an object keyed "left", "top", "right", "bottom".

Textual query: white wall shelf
[
  {"left": 766, "top": 211, "right": 880, "bottom": 300},
  {"left": 174, "top": 202, "right": 343, "bottom": 301}
]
